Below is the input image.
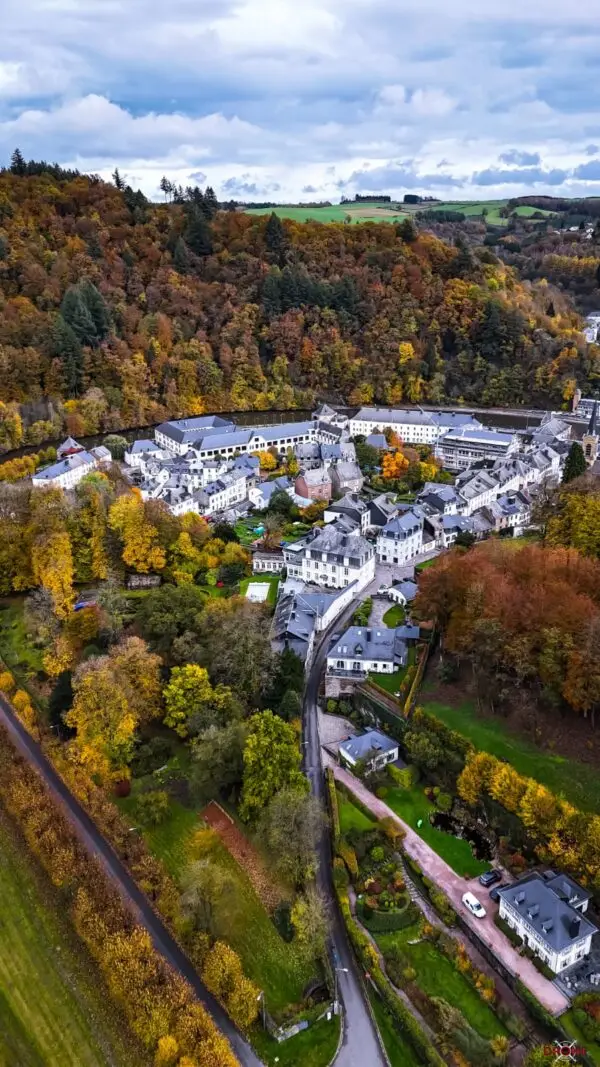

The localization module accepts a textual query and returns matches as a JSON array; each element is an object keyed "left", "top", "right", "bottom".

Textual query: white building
[
  {"left": 195, "top": 471, "right": 247, "bottom": 516},
  {"left": 441, "top": 514, "right": 475, "bottom": 548},
  {"left": 376, "top": 511, "right": 423, "bottom": 565},
  {"left": 283, "top": 522, "right": 375, "bottom": 590},
  {"left": 125, "top": 439, "right": 168, "bottom": 468},
  {"left": 338, "top": 729, "right": 399, "bottom": 772},
  {"left": 271, "top": 584, "right": 358, "bottom": 663},
  {"left": 155, "top": 415, "right": 236, "bottom": 455},
  {"left": 349, "top": 406, "right": 483, "bottom": 445},
  {"left": 327, "top": 625, "right": 408, "bottom": 678},
  {"left": 32, "top": 450, "right": 97, "bottom": 489},
  {"left": 498, "top": 872, "right": 596, "bottom": 974},
  {"left": 455, "top": 470, "right": 499, "bottom": 516},
  {"left": 155, "top": 417, "right": 320, "bottom": 459},
  {"left": 435, "top": 427, "right": 518, "bottom": 471}
]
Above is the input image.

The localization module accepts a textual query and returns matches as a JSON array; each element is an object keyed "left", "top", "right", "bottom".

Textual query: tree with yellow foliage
[
  {"left": 29, "top": 488, "right": 75, "bottom": 618},
  {"left": 109, "top": 492, "right": 166, "bottom": 573},
  {"left": 253, "top": 449, "right": 277, "bottom": 471},
  {"left": 381, "top": 450, "right": 409, "bottom": 481},
  {"left": 163, "top": 664, "right": 237, "bottom": 738}
]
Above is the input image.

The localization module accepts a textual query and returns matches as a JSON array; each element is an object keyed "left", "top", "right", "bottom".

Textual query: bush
[
  {"left": 428, "top": 889, "right": 457, "bottom": 926},
  {"left": 338, "top": 841, "right": 359, "bottom": 879},
  {"left": 572, "top": 994, "right": 600, "bottom": 1042},
  {"left": 272, "top": 901, "right": 294, "bottom": 943},
  {"left": 326, "top": 769, "right": 341, "bottom": 846},
  {"left": 131, "top": 736, "right": 175, "bottom": 777},
  {"left": 371, "top": 845, "right": 385, "bottom": 862},
  {"left": 494, "top": 914, "right": 523, "bottom": 948},
  {"left": 352, "top": 598, "right": 372, "bottom": 627},
  {"left": 436, "top": 792, "right": 452, "bottom": 813},
  {"left": 134, "top": 789, "right": 170, "bottom": 827},
  {"left": 388, "top": 763, "right": 417, "bottom": 789},
  {"left": 375, "top": 786, "right": 388, "bottom": 799},
  {"left": 326, "top": 698, "right": 338, "bottom": 714},
  {"left": 359, "top": 900, "right": 420, "bottom": 932}
]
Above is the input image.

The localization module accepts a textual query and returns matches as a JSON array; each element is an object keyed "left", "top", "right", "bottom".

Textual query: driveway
[
  {"left": 367, "top": 595, "right": 389, "bottom": 627},
  {"left": 327, "top": 760, "right": 568, "bottom": 1017}
]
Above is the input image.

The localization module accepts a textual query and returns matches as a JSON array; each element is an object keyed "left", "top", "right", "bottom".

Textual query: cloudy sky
[{"left": 3, "top": 0, "right": 600, "bottom": 202}]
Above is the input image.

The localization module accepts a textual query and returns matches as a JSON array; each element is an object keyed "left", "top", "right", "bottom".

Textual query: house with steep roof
[
  {"left": 330, "top": 459, "right": 364, "bottom": 495},
  {"left": 498, "top": 871, "right": 596, "bottom": 974},
  {"left": 324, "top": 493, "right": 370, "bottom": 533},
  {"left": 327, "top": 625, "right": 408, "bottom": 679},
  {"left": 388, "top": 579, "right": 419, "bottom": 606},
  {"left": 376, "top": 510, "right": 423, "bottom": 565},
  {"left": 271, "top": 585, "right": 357, "bottom": 663},
  {"left": 32, "top": 450, "right": 97, "bottom": 489},
  {"left": 283, "top": 522, "right": 375, "bottom": 590},
  {"left": 338, "top": 729, "right": 399, "bottom": 772},
  {"left": 295, "top": 466, "right": 332, "bottom": 501}
]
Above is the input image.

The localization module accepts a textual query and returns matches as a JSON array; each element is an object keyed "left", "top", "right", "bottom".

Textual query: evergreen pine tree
[
  {"left": 563, "top": 441, "right": 587, "bottom": 483},
  {"left": 61, "top": 285, "right": 98, "bottom": 346},
  {"left": 261, "top": 271, "right": 282, "bottom": 318},
  {"left": 80, "top": 280, "right": 110, "bottom": 340},
  {"left": 173, "top": 237, "right": 190, "bottom": 273},
  {"left": 184, "top": 209, "right": 213, "bottom": 257},
  {"left": 112, "top": 167, "right": 125, "bottom": 191},
  {"left": 50, "top": 315, "right": 83, "bottom": 395},
  {"left": 204, "top": 186, "right": 219, "bottom": 218},
  {"left": 265, "top": 212, "right": 286, "bottom": 262},
  {"left": 10, "top": 148, "right": 26, "bottom": 175}
]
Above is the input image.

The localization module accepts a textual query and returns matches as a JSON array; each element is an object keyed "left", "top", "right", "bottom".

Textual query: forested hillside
[{"left": 0, "top": 166, "right": 598, "bottom": 450}]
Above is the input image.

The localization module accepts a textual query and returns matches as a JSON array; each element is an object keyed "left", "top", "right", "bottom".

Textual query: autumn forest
[{"left": 0, "top": 163, "right": 599, "bottom": 453}]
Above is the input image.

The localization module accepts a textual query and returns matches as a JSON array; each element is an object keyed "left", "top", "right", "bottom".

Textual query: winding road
[
  {"left": 303, "top": 604, "right": 388, "bottom": 1067},
  {"left": 0, "top": 693, "right": 264, "bottom": 1067}
]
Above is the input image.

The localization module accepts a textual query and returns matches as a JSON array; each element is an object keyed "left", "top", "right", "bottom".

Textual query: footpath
[{"left": 327, "top": 757, "right": 568, "bottom": 1016}]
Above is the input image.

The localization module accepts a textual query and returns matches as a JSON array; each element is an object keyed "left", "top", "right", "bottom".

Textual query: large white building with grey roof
[
  {"left": 283, "top": 522, "right": 375, "bottom": 590},
  {"left": 376, "top": 510, "right": 424, "bottom": 565},
  {"left": 435, "top": 426, "right": 518, "bottom": 471},
  {"left": 349, "top": 406, "right": 483, "bottom": 444},
  {"left": 498, "top": 871, "right": 596, "bottom": 974},
  {"left": 155, "top": 416, "right": 323, "bottom": 459},
  {"left": 32, "top": 450, "right": 98, "bottom": 489}
]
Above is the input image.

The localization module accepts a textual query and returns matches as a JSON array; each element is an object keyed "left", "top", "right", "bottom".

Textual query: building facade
[
  {"left": 283, "top": 523, "right": 375, "bottom": 590},
  {"left": 376, "top": 511, "right": 423, "bottom": 565},
  {"left": 498, "top": 872, "right": 596, "bottom": 974},
  {"left": 32, "top": 451, "right": 98, "bottom": 489},
  {"left": 434, "top": 428, "right": 518, "bottom": 471}
]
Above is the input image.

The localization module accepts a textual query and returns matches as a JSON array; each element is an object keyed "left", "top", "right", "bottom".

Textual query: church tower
[{"left": 583, "top": 401, "right": 599, "bottom": 465}]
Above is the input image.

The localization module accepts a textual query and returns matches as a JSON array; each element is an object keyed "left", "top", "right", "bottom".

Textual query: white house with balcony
[
  {"left": 283, "top": 522, "right": 375, "bottom": 590},
  {"left": 497, "top": 872, "right": 597, "bottom": 974},
  {"left": 327, "top": 625, "right": 408, "bottom": 679},
  {"left": 376, "top": 510, "right": 423, "bottom": 565},
  {"left": 338, "top": 729, "right": 399, "bottom": 772}
]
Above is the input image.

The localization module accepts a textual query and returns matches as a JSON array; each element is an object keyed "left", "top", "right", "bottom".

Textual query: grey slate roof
[
  {"left": 498, "top": 873, "right": 597, "bottom": 954},
  {"left": 129, "top": 439, "right": 160, "bottom": 454},
  {"left": 339, "top": 729, "right": 398, "bottom": 762},
  {"left": 331, "top": 625, "right": 408, "bottom": 665},
  {"left": 366, "top": 433, "right": 388, "bottom": 448},
  {"left": 156, "top": 415, "right": 235, "bottom": 444},
  {"left": 33, "top": 450, "right": 96, "bottom": 481},
  {"left": 380, "top": 511, "right": 422, "bottom": 540},
  {"left": 286, "top": 523, "right": 373, "bottom": 565},
  {"left": 391, "top": 579, "right": 418, "bottom": 602}
]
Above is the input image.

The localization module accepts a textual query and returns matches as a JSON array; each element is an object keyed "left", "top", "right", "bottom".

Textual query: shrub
[
  {"left": 572, "top": 994, "right": 600, "bottom": 1042},
  {"left": 436, "top": 792, "right": 452, "bottom": 812},
  {"left": 0, "top": 670, "right": 16, "bottom": 694},
  {"left": 388, "top": 762, "right": 415, "bottom": 788},
  {"left": 131, "top": 737, "right": 175, "bottom": 777},
  {"left": 332, "top": 857, "right": 349, "bottom": 888},
  {"left": 371, "top": 845, "right": 385, "bottom": 862},
  {"left": 338, "top": 841, "right": 359, "bottom": 879},
  {"left": 379, "top": 816, "right": 405, "bottom": 846},
  {"left": 375, "top": 786, "right": 388, "bottom": 799},
  {"left": 326, "top": 698, "right": 338, "bottom": 714},
  {"left": 360, "top": 901, "right": 420, "bottom": 932},
  {"left": 494, "top": 914, "right": 523, "bottom": 948},
  {"left": 326, "top": 768, "right": 341, "bottom": 845},
  {"left": 428, "top": 889, "right": 457, "bottom": 926},
  {"left": 272, "top": 901, "right": 294, "bottom": 943},
  {"left": 402, "top": 966, "right": 417, "bottom": 982},
  {"left": 134, "top": 789, "right": 170, "bottom": 827}
]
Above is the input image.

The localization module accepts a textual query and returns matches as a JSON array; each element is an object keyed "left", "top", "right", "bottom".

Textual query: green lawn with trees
[
  {"left": 337, "top": 790, "right": 376, "bottom": 834},
  {"left": 0, "top": 812, "right": 140, "bottom": 1067},
  {"left": 376, "top": 924, "right": 507, "bottom": 1040},
  {"left": 367, "top": 988, "right": 422, "bottom": 1067},
  {"left": 384, "top": 784, "right": 489, "bottom": 877},
  {"left": 239, "top": 574, "right": 280, "bottom": 605},
  {"left": 422, "top": 697, "right": 600, "bottom": 813}
]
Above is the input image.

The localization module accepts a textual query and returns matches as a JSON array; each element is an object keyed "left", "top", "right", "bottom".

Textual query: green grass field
[
  {"left": 251, "top": 1015, "right": 341, "bottom": 1067},
  {"left": 384, "top": 784, "right": 489, "bottom": 877},
  {"left": 337, "top": 790, "right": 376, "bottom": 835},
  {"left": 376, "top": 924, "right": 506, "bottom": 1040},
  {"left": 562, "top": 1009, "right": 600, "bottom": 1065},
  {"left": 368, "top": 668, "right": 407, "bottom": 694},
  {"left": 367, "top": 987, "right": 422, "bottom": 1066},
  {"left": 382, "top": 604, "right": 405, "bottom": 627},
  {"left": 0, "top": 811, "right": 140, "bottom": 1067},
  {"left": 422, "top": 697, "right": 600, "bottom": 814},
  {"left": 244, "top": 203, "right": 408, "bottom": 225}
]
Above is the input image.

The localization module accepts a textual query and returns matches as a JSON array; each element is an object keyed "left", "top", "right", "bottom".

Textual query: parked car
[
  {"left": 489, "top": 884, "right": 506, "bottom": 903},
  {"left": 462, "top": 892, "right": 486, "bottom": 919},
  {"left": 479, "top": 868, "right": 502, "bottom": 888}
]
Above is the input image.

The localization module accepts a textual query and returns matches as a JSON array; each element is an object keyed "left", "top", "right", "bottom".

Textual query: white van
[{"left": 462, "top": 892, "right": 486, "bottom": 919}]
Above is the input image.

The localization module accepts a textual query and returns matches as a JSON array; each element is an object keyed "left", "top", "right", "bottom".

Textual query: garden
[
  {"left": 382, "top": 603, "right": 406, "bottom": 627},
  {"left": 384, "top": 780, "right": 491, "bottom": 878}
]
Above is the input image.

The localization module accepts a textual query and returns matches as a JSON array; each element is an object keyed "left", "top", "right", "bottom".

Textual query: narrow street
[
  {"left": 0, "top": 695, "right": 264, "bottom": 1067},
  {"left": 303, "top": 605, "right": 388, "bottom": 1067}
]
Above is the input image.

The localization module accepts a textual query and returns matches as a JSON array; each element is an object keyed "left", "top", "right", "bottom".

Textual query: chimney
[
  {"left": 515, "top": 892, "right": 526, "bottom": 906},
  {"left": 570, "top": 916, "right": 581, "bottom": 939}
]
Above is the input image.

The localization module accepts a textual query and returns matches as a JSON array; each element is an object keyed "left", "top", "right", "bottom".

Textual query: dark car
[
  {"left": 479, "top": 868, "right": 502, "bottom": 888},
  {"left": 489, "top": 884, "right": 506, "bottom": 903}
]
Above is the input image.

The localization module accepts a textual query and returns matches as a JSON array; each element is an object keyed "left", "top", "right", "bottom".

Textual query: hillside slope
[{"left": 0, "top": 170, "right": 596, "bottom": 449}]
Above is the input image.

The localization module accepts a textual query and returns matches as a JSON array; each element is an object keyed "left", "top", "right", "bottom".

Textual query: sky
[{"left": 3, "top": 0, "right": 600, "bottom": 203}]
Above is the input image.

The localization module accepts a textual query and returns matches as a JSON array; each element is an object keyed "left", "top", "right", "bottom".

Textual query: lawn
[
  {"left": 384, "top": 784, "right": 489, "bottom": 877},
  {"left": 337, "top": 789, "right": 375, "bottom": 835},
  {"left": 0, "top": 811, "right": 141, "bottom": 1067},
  {"left": 415, "top": 557, "right": 439, "bottom": 573},
  {"left": 121, "top": 793, "right": 317, "bottom": 1016},
  {"left": 562, "top": 1009, "right": 600, "bottom": 1065},
  {"left": 369, "top": 668, "right": 408, "bottom": 694},
  {"left": 245, "top": 204, "right": 408, "bottom": 225},
  {"left": 376, "top": 924, "right": 506, "bottom": 1040},
  {"left": 382, "top": 604, "right": 405, "bottom": 627},
  {"left": 251, "top": 1015, "right": 341, "bottom": 1067},
  {"left": 239, "top": 574, "right": 280, "bottom": 605},
  {"left": 367, "top": 987, "right": 422, "bottom": 1067},
  {"left": 0, "top": 600, "right": 45, "bottom": 679},
  {"left": 234, "top": 517, "right": 264, "bottom": 545},
  {"left": 422, "top": 697, "right": 600, "bottom": 814}
]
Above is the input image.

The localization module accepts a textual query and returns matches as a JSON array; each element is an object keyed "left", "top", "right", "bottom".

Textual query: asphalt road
[
  {"left": 303, "top": 605, "right": 387, "bottom": 1067},
  {"left": 0, "top": 694, "right": 264, "bottom": 1067}
]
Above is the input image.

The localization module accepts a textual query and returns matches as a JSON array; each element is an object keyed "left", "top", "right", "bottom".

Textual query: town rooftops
[
  {"left": 156, "top": 415, "right": 235, "bottom": 444},
  {"left": 285, "top": 522, "right": 373, "bottom": 562},
  {"left": 128, "top": 439, "right": 162, "bottom": 454},
  {"left": 339, "top": 729, "right": 398, "bottom": 762},
  {"left": 354, "top": 406, "right": 435, "bottom": 426},
  {"left": 498, "top": 873, "right": 597, "bottom": 954},
  {"left": 32, "top": 450, "right": 96, "bottom": 481},
  {"left": 329, "top": 492, "right": 369, "bottom": 514},
  {"left": 313, "top": 403, "right": 338, "bottom": 419},
  {"left": 56, "top": 436, "right": 84, "bottom": 457},
  {"left": 442, "top": 514, "right": 475, "bottom": 532},
  {"left": 299, "top": 467, "right": 331, "bottom": 486},
  {"left": 391, "top": 579, "right": 419, "bottom": 602}
]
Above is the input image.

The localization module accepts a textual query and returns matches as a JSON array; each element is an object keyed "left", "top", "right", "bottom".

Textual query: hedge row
[
  {"left": 326, "top": 767, "right": 341, "bottom": 847},
  {"left": 358, "top": 899, "right": 420, "bottom": 933}
]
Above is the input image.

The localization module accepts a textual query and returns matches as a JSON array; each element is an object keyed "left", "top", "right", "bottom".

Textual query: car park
[{"left": 462, "top": 892, "right": 486, "bottom": 919}]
